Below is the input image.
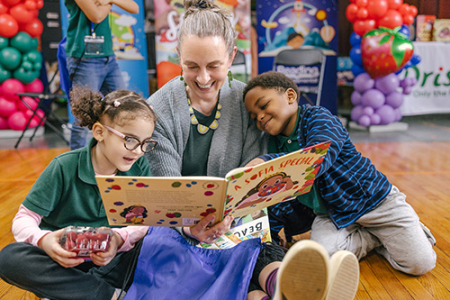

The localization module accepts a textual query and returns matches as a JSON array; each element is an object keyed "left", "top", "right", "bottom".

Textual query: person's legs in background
[
  {"left": 66, "top": 57, "right": 109, "bottom": 150},
  {"left": 100, "top": 56, "right": 127, "bottom": 96}
]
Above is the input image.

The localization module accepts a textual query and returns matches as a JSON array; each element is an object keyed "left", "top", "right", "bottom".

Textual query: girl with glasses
[{"left": 0, "top": 86, "right": 157, "bottom": 300}]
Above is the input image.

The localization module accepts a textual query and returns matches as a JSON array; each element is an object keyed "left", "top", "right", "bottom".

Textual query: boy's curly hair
[{"left": 243, "top": 71, "right": 300, "bottom": 102}]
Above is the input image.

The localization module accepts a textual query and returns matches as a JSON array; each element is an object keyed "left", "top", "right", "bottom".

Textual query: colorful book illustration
[
  {"left": 199, "top": 208, "right": 272, "bottom": 249},
  {"left": 416, "top": 15, "right": 436, "bottom": 42},
  {"left": 96, "top": 141, "right": 330, "bottom": 227}
]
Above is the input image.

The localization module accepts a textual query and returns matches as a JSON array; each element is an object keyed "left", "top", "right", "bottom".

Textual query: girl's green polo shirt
[
  {"left": 268, "top": 108, "right": 327, "bottom": 214},
  {"left": 22, "top": 138, "right": 151, "bottom": 231}
]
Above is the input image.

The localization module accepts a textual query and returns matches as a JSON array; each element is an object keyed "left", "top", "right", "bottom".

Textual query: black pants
[{"left": 0, "top": 239, "right": 143, "bottom": 300}]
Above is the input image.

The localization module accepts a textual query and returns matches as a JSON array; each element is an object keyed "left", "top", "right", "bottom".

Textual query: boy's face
[{"left": 244, "top": 86, "right": 298, "bottom": 136}]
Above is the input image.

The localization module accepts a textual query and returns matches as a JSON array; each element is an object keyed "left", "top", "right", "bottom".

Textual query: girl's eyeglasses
[{"left": 102, "top": 124, "right": 157, "bottom": 153}]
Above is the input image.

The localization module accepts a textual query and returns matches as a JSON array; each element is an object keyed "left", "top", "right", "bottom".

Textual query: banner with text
[{"left": 401, "top": 42, "right": 450, "bottom": 115}]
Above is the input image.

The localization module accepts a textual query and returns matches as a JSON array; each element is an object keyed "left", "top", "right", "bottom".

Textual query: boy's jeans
[{"left": 66, "top": 56, "right": 126, "bottom": 150}]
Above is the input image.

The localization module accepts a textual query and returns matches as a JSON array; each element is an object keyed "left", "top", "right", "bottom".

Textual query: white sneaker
[
  {"left": 273, "top": 240, "right": 329, "bottom": 300},
  {"left": 326, "top": 250, "right": 360, "bottom": 300}
]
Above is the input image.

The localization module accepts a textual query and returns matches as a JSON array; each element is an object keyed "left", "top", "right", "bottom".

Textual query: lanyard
[{"left": 90, "top": 22, "right": 96, "bottom": 37}]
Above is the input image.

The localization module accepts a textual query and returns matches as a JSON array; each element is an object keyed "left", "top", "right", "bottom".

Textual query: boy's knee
[
  {"left": 406, "top": 251, "right": 437, "bottom": 276},
  {"left": 0, "top": 243, "right": 20, "bottom": 277}
]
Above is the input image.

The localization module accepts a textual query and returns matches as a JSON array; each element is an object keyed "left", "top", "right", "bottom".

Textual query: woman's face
[{"left": 179, "top": 35, "right": 235, "bottom": 103}]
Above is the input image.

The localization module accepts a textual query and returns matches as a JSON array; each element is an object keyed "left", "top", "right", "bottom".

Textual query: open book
[{"left": 96, "top": 141, "right": 330, "bottom": 227}]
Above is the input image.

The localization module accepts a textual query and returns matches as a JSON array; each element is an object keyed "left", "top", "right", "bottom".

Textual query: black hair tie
[{"left": 196, "top": 0, "right": 207, "bottom": 9}]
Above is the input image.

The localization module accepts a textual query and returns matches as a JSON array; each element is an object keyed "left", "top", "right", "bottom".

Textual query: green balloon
[
  {"left": 24, "top": 50, "right": 42, "bottom": 64},
  {"left": 10, "top": 32, "right": 32, "bottom": 53},
  {"left": 22, "top": 61, "right": 33, "bottom": 71},
  {"left": 0, "top": 37, "right": 8, "bottom": 50},
  {"left": 13, "top": 67, "right": 38, "bottom": 84},
  {"left": 0, "top": 65, "right": 11, "bottom": 83},
  {"left": 0, "top": 47, "right": 22, "bottom": 70},
  {"left": 33, "top": 61, "right": 42, "bottom": 70},
  {"left": 30, "top": 38, "right": 39, "bottom": 50}
]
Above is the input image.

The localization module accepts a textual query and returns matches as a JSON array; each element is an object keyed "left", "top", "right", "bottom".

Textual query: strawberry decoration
[{"left": 361, "top": 27, "right": 413, "bottom": 79}]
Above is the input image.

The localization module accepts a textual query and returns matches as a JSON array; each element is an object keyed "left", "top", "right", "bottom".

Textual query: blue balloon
[
  {"left": 351, "top": 64, "right": 365, "bottom": 77},
  {"left": 398, "top": 25, "right": 410, "bottom": 39},
  {"left": 349, "top": 32, "right": 361, "bottom": 47},
  {"left": 411, "top": 54, "right": 421, "bottom": 65},
  {"left": 349, "top": 45, "right": 363, "bottom": 67}
]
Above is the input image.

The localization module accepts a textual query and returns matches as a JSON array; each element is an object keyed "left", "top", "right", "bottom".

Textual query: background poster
[
  {"left": 401, "top": 42, "right": 450, "bottom": 115},
  {"left": 154, "top": 0, "right": 251, "bottom": 88},
  {"left": 255, "top": 0, "right": 338, "bottom": 114},
  {"left": 60, "top": 0, "right": 150, "bottom": 98}
]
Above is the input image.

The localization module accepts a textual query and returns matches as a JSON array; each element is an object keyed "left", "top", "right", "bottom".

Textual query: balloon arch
[
  {"left": 346, "top": 0, "right": 420, "bottom": 127},
  {"left": 0, "top": 0, "right": 44, "bottom": 131}
]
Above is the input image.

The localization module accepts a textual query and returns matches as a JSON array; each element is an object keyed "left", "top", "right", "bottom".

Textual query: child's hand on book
[
  {"left": 186, "top": 214, "right": 234, "bottom": 244},
  {"left": 245, "top": 158, "right": 265, "bottom": 168}
]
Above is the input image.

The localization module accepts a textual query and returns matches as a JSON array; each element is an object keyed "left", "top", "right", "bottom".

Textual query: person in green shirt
[
  {"left": 65, "top": 0, "right": 139, "bottom": 150},
  {"left": 0, "top": 86, "right": 157, "bottom": 299}
]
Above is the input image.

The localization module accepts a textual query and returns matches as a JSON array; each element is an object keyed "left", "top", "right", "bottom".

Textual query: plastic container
[{"left": 59, "top": 226, "right": 113, "bottom": 257}]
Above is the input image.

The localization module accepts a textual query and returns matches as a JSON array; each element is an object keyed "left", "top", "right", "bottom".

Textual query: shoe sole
[
  {"left": 326, "top": 250, "right": 360, "bottom": 300},
  {"left": 273, "top": 240, "right": 329, "bottom": 300}
]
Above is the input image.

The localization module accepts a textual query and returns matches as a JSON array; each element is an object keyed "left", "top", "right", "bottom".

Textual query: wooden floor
[{"left": 0, "top": 142, "right": 450, "bottom": 299}]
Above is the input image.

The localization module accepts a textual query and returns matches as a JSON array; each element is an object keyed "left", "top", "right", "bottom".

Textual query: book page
[
  {"left": 96, "top": 176, "right": 227, "bottom": 227},
  {"left": 223, "top": 141, "right": 330, "bottom": 219}
]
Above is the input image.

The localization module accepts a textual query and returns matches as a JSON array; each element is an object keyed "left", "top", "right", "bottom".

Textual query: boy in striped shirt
[{"left": 243, "top": 71, "right": 436, "bottom": 276}]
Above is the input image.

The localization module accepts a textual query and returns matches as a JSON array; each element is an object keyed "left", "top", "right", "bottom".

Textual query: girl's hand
[
  {"left": 185, "top": 214, "right": 234, "bottom": 244},
  {"left": 90, "top": 232, "right": 122, "bottom": 266},
  {"left": 245, "top": 158, "right": 265, "bottom": 167},
  {"left": 38, "top": 229, "right": 85, "bottom": 268}
]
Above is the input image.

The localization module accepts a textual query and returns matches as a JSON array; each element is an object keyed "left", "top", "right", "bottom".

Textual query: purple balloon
[
  {"left": 361, "top": 89, "right": 385, "bottom": 109},
  {"left": 351, "top": 91, "right": 362, "bottom": 105},
  {"left": 385, "top": 92, "right": 404, "bottom": 108},
  {"left": 375, "top": 105, "right": 396, "bottom": 125},
  {"left": 362, "top": 106, "right": 374, "bottom": 116},
  {"left": 370, "top": 113, "right": 381, "bottom": 125},
  {"left": 403, "top": 86, "right": 413, "bottom": 95},
  {"left": 354, "top": 73, "right": 375, "bottom": 93},
  {"left": 394, "top": 108, "right": 403, "bottom": 122},
  {"left": 358, "top": 115, "right": 371, "bottom": 127},
  {"left": 350, "top": 105, "right": 364, "bottom": 122},
  {"left": 375, "top": 73, "right": 400, "bottom": 95}
]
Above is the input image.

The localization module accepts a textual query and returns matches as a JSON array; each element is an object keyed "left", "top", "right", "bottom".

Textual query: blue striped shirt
[{"left": 261, "top": 105, "right": 392, "bottom": 228}]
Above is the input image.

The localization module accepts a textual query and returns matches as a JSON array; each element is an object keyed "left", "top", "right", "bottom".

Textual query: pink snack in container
[{"left": 60, "top": 226, "right": 113, "bottom": 257}]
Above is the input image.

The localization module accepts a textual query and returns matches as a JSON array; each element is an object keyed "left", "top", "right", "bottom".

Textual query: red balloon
[
  {"left": 24, "top": 0, "right": 36, "bottom": 10},
  {"left": 25, "top": 78, "right": 44, "bottom": 93},
  {"left": 10, "top": 3, "right": 34, "bottom": 24},
  {"left": 3, "top": 0, "right": 21, "bottom": 6},
  {"left": 0, "top": 2, "right": 8, "bottom": 14},
  {"left": 353, "top": 19, "right": 377, "bottom": 37},
  {"left": 368, "top": 0, "right": 388, "bottom": 19},
  {"left": 0, "top": 116, "right": 9, "bottom": 129},
  {"left": 0, "top": 13, "right": 19, "bottom": 38},
  {"left": 0, "top": 96, "right": 17, "bottom": 117},
  {"left": 355, "top": 0, "right": 368, "bottom": 8},
  {"left": 7, "top": 110, "right": 27, "bottom": 130},
  {"left": 378, "top": 9, "right": 403, "bottom": 29},
  {"left": 1, "top": 78, "right": 24, "bottom": 101},
  {"left": 345, "top": 3, "right": 358, "bottom": 23},
  {"left": 17, "top": 96, "right": 38, "bottom": 112},
  {"left": 36, "top": 0, "right": 43, "bottom": 9},
  {"left": 403, "top": 14, "right": 414, "bottom": 25},
  {"left": 357, "top": 8, "right": 369, "bottom": 20},
  {"left": 387, "top": 0, "right": 403, "bottom": 10},
  {"left": 410, "top": 5, "right": 418, "bottom": 17},
  {"left": 22, "top": 18, "right": 42, "bottom": 37},
  {"left": 398, "top": 3, "right": 410, "bottom": 16},
  {"left": 346, "top": 4, "right": 359, "bottom": 23}
]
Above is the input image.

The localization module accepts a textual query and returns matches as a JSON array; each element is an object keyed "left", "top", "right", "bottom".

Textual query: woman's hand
[
  {"left": 38, "top": 229, "right": 85, "bottom": 268},
  {"left": 245, "top": 158, "right": 265, "bottom": 168},
  {"left": 184, "top": 214, "right": 234, "bottom": 244},
  {"left": 90, "top": 232, "right": 122, "bottom": 266}
]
